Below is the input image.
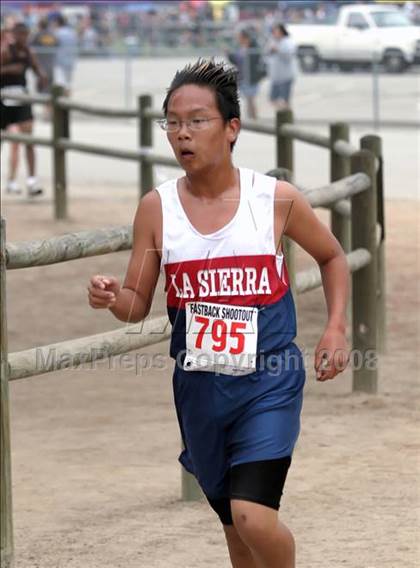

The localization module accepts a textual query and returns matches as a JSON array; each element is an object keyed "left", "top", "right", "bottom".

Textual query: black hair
[
  {"left": 13, "top": 22, "right": 29, "bottom": 33},
  {"left": 239, "top": 29, "right": 251, "bottom": 41},
  {"left": 273, "top": 23, "right": 289, "bottom": 37},
  {"left": 239, "top": 28, "right": 258, "bottom": 46},
  {"left": 38, "top": 18, "right": 49, "bottom": 30},
  {"left": 55, "top": 14, "right": 67, "bottom": 27},
  {"left": 162, "top": 58, "right": 241, "bottom": 150}
]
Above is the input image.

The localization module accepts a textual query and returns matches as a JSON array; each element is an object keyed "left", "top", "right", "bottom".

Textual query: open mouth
[{"left": 180, "top": 150, "right": 195, "bottom": 158}]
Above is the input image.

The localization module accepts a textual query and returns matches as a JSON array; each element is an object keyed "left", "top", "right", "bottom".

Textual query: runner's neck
[{"left": 183, "top": 163, "right": 238, "bottom": 199}]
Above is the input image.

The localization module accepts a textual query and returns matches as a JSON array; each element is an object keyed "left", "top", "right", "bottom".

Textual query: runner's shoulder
[
  {"left": 139, "top": 187, "right": 162, "bottom": 213},
  {"left": 274, "top": 179, "right": 299, "bottom": 201},
  {"left": 133, "top": 188, "right": 162, "bottom": 234}
]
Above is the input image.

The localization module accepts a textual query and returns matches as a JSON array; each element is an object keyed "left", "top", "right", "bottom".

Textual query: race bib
[
  {"left": 184, "top": 301, "right": 259, "bottom": 376},
  {"left": 0, "top": 86, "right": 26, "bottom": 107}
]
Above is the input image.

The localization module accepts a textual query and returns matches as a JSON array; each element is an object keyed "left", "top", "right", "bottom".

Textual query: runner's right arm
[{"left": 88, "top": 191, "right": 162, "bottom": 323}]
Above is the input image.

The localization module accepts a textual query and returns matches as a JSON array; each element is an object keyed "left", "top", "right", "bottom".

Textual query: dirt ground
[{"left": 2, "top": 192, "right": 419, "bottom": 568}]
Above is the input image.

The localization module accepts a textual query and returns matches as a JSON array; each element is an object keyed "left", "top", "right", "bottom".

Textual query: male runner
[
  {"left": 88, "top": 59, "right": 349, "bottom": 568},
  {"left": 1, "top": 22, "right": 47, "bottom": 195}
]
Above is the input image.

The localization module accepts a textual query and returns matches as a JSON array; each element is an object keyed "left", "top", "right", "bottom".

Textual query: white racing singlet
[{"left": 156, "top": 167, "right": 297, "bottom": 376}]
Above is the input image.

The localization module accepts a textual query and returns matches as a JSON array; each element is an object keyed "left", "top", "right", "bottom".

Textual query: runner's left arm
[{"left": 275, "top": 181, "right": 350, "bottom": 381}]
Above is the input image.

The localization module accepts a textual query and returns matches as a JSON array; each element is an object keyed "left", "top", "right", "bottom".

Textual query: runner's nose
[{"left": 177, "top": 122, "right": 192, "bottom": 140}]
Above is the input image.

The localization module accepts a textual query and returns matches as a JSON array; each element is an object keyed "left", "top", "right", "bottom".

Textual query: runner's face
[{"left": 166, "top": 84, "right": 239, "bottom": 173}]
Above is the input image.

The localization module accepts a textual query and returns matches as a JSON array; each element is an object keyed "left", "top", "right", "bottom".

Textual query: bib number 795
[{"left": 194, "top": 316, "right": 246, "bottom": 355}]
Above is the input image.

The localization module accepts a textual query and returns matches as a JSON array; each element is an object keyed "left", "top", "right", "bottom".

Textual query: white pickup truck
[{"left": 289, "top": 4, "right": 420, "bottom": 73}]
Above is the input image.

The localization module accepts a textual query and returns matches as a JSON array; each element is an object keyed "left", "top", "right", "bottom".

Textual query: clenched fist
[{"left": 88, "top": 275, "right": 121, "bottom": 309}]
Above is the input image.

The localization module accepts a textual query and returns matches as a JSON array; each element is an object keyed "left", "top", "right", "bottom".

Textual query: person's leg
[
  {"left": 63, "top": 66, "right": 73, "bottom": 98},
  {"left": 1, "top": 104, "right": 21, "bottom": 193},
  {"left": 223, "top": 525, "right": 257, "bottom": 568},
  {"left": 225, "top": 346, "right": 305, "bottom": 566},
  {"left": 18, "top": 119, "right": 43, "bottom": 195},
  {"left": 246, "top": 96, "right": 257, "bottom": 120},
  {"left": 8, "top": 127, "right": 20, "bottom": 182},
  {"left": 231, "top": 499, "right": 295, "bottom": 568},
  {"left": 285, "top": 80, "right": 294, "bottom": 110},
  {"left": 270, "top": 83, "right": 286, "bottom": 112},
  {"left": 270, "top": 81, "right": 292, "bottom": 112},
  {"left": 275, "top": 81, "right": 293, "bottom": 112},
  {"left": 273, "top": 99, "right": 287, "bottom": 111},
  {"left": 18, "top": 120, "right": 35, "bottom": 176},
  {"left": 207, "top": 496, "right": 256, "bottom": 567}
]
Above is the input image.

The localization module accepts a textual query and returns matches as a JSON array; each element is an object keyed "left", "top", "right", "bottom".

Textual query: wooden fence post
[
  {"left": 52, "top": 85, "right": 69, "bottom": 220},
  {"left": 361, "top": 135, "right": 386, "bottom": 354},
  {"left": 276, "top": 109, "right": 293, "bottom": 173},
  {"left": 350, "top": 151, "right": 378, "bottom": 393},
  {"left": 1, "top": 218, "right": 14, "bottom": 568},
  {"left": 138, "top": 95, "right": 154, "bottom": 198},
  {"left": 181, "top": 443, "right": 204, "bottom": 502},
  {"left": 273, "top": 111, "right": 297, "bottom": 307},
  {"left": 330, "top": 122, "right": 351, "bottom": 252},
  {"left": 266, "top": 167, "right": 296, "bottom": 298}
]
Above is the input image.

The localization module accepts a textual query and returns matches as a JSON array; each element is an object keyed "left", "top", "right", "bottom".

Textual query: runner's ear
[{"left": 226, "top": 117, "right": 241, "bottom": 145}]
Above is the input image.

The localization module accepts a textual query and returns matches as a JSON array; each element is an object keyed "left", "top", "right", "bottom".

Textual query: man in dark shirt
[{"left": 1, "top": 22, "right": 47, "bottom": 195}]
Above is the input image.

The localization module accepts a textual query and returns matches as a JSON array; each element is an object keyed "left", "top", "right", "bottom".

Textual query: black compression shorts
[{"left": 206, "top": 456, "right": 292, "bottom": 525}]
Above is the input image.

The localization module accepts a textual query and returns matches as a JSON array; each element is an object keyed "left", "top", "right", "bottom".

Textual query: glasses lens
[{"left": 190, "top": 119, "right": 208, "bottom": 131}]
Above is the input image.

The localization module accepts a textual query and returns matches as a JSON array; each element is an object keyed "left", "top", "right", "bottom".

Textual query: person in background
[
  {"left": 228, "top": 29, "right": 265, "bottom": 120},
  {"left": 31, "top": 18, "right": 57, "bottom": 119},
  {"left": 1, "top": 22, "right": 47, "bottom": 196},
  {"left": 53, "top": 14, "right": 78, "bottom": 97},
  {"left": 265, "top": 23, "right": 297, "bottom": 112},
  {"left": 80, "top": 21, "right": 98, "bottom": 54}
]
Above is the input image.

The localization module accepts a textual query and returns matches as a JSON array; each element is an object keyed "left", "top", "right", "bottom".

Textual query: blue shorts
[
  {"left": 172, "top": 343, "right": 305, "bottom": 500},
  {"left": 270, "top": 80, "right": 293, "bottom": 103},
  {"left": 240, "top": 83, "right": 259, "bottom": 98}
]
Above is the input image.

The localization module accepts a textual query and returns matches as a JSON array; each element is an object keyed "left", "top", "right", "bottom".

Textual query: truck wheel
[
  {"left": 383, "top": 51, "right": 408, "bottom": 73},
  {"left": 298, "top": 48, "right": 320, "bottom": 73}
]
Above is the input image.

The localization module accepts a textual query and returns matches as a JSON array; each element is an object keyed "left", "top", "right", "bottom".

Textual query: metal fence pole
[
  {"left": 52, "top": 85, "right": 69, "bottom": 220},
  {"left": 138, "top": 95, "right": 154, "bottom": 198},
  {"left": 1, "top": 218, "right": 14, "bottom": 568},
  {"left": 361, "top": 135, "right": 386, "bottom": 354},
  {"left": 372, "top": 51, "right": 381, "bottom": 131},
  {"left": 350, "top": 150, "right": 378, "bottom": 393},
  {"left": 124, "top": 50, "right": 132, "bottom": 109}
]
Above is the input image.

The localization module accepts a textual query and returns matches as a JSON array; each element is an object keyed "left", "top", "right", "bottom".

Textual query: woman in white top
[{"left": 266, "top": 24, "right": 297, "bottom": 111}]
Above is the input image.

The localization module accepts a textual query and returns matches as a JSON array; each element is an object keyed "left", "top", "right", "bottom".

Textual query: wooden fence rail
[
  {"left": 6, "top": 225, "right": 133, "bottom": 269},
  {"left": 5, "top": 173, "right": 368, "bottom": 270},
  {"left": 0, "top": 89, "right": 367, "bottom": 220},
  {"left": 8, "top": 316, "right": 171, "bottom": 381}
]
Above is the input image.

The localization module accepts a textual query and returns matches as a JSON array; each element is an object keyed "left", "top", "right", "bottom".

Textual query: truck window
[
  {"left": 347, "top": 13, "right": 369, "bottom": 30},
  {"left": 370, "top": 12, "right": 411, "bottom": 27}
]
